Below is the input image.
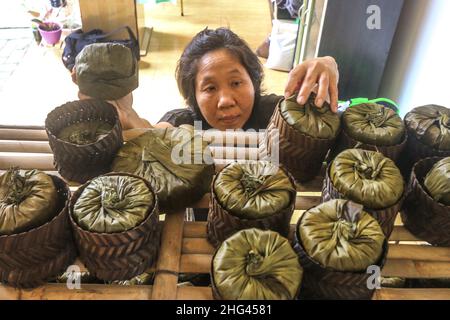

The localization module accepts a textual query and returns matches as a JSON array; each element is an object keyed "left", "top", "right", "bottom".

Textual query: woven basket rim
[
  {"left": 211, "top": 161, "right": 297, "bottom": 221},
  {"left": 406, "top": 127, "right": 450, "bottom": 154},
  {"left": 45, "top": 99, "right": 122, "bottom": 147},
  {"left": 0, "top": 173, "right": 70, "bottom": 241},
  {"left": 69, "top": 172, "right": 159, "bottom": 237},
  {"left": 294, "top": 209, "right": 389, "bottom": 276},
  {"left": 341, "top": 125, "right": 408, "bottom": 150},
  {"left": 411, "top": 157, "right": 450, "bottom": 210},
  {"left": 276, "top": 99, "right": 341, "bottom": 142}
]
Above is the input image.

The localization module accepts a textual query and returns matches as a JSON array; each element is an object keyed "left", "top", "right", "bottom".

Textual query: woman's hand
[
  {"left": 110, "top": 94, "right": 153, "bottom": 130},
  {"left": 284, "top": 56, "right": 339, "bottom": 112},
  {"left": 73, "top": 68, "right": 152, "bottom": 129},
  {"left": 78, "top": 91, "right": 153, "bottom": 129}
]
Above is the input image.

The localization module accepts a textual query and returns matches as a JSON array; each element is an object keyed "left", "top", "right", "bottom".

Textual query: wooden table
[{"left": 0, "top": 126, "right": 449, "bottom": 300}]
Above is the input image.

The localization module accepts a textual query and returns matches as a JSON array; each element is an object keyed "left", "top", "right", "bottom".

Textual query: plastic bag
[{"left": 266, "top": 19, "right": 298, "bottom": 71}]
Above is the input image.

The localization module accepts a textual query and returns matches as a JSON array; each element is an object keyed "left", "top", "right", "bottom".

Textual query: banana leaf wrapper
[
  {"left": 211, "top": 228, "right": 302, "bottom": 300},
  {"left": 299, "top": 199, "right": 385, "bottom": 272},
  {"left": 207, "top": 161, "right": 296, "bottom": 247},
  {"left": 214, "top": 161, "right": 295, "bottom": 219},
  {"left": 343, "top": 103, "right": 405, "bottom": 146},
  {"left": 401, "top": 105, "right": 450, "bottom": 176},
  {"left": 293, "top": 242, "right": 389, "bottom": 300},
  {"left": 405, "top": 105, "right": 450, "bottom": 151},
  {"left": 57, "top": 121, "right": 113, "bottom": 145},
  {"left": 280, "top": 94, "right": 341, "bottom": 139},
  {"left": 330, "top": 103, "right": 407, "bottom": 164},
  {"left": 424, "top": 157, "right": 450, "bottom": 206},
  {"left": 293, "top": 201, "right": 388, "bottom": 300},
  {"left": 110, "top": 271, "right": 155, "bottom": 286},
  {"left": 73, "top": 175, "right": 154, "bottom": 233},
  {"left": 69, "top": 173, "right": 160, "bottom": 280},
  {"left": 0, "top": 174, "right": 75, "bottom": 288},
  {"left": 0, "top": 169, "right": 58, "bottom": 235},
  {"left": 260, "top": 94, "right": 340, "bottom": 183},
  {"left": 329, "top": 149, "right": 404, "bottom": 210},
  {"left": 112, "top": 126, "right": 215, "bottom": 213},
  {"left": 323, "top": 149, "right": 404, "bottom": 237}
]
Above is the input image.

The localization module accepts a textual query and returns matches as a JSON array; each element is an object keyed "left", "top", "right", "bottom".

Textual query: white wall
[{"left": 380, "top": 0, "right": 450, "bottom": 117}]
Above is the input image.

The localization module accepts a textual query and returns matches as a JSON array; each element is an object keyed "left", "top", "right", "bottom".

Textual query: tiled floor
[{"left": 0, "top": 28, "right": 33, "bottom": 91}]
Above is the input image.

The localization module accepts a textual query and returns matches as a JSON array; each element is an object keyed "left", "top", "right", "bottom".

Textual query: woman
[{"left": 157, "top": 27, "right": 339, "bottom": 131}]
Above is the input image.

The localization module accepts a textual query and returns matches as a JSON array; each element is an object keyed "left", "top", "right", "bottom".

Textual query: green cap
[{"left": 75, "top": 43, "right": 138, "bottom": 100}]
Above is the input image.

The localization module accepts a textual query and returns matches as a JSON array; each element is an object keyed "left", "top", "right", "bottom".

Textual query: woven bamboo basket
[
  {"left": 45, "top": 99, "right": 123, "bottom": 183},
  {"left": 321, "top": 164, "right": 404, "bottom": 238},
  {"left": 292, "top": 215, "right": 389, "bottom": 300},
  {"left": 260, "top": 100, "right": 338, "bottom": 183},
  {"left": 69, "top": 172, "right": 160, "bottom": 281},
  {"left": 0, "top": 243, "right": 76, "bottom": 288},
  {"left": 400, "top": 129, "right": 450, "bottom": 178},
  {"left": 0, "top": 175, "right": 76, "bottom": 287},
  {"left": 401, "top": 157, "right": 450, "bottom": 247},
  {"left": 206, "top": 164, "right": 296, "bottom": 247},
  {"left": 330, "top": 128, "right": 407, "bottom": 165},
  {"left": 1, "top": 126, "right": 449, "bottom": 300}
]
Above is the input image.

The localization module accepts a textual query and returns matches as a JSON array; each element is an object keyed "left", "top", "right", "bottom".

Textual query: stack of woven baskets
[{"left": 209, "top": 101, "right": 449, "bottom": 300}]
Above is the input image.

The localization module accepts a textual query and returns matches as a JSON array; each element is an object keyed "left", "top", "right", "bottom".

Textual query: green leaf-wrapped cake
[
  {"left": 299, "top": 200, "right": 385, "bottom": 272},
  {"left": 112, "top": 126, "right": 214, "bottom": 213},
  {"left": 212, "top": 228, "right": 302, "bottom": 300},
  {"left": 260, "top": 93, "right": 341, "bottom": 182},
  {"left": 424, "top": 157, "right": 450, "bottom": 206},
  {"left": 402, "top": 157, "right": 450, "bottom": 246},
  {"left": 329, "top": 149, "right": 404, "bottom": 210},
  {"left": 293, "top": 199, "right": 387, "bottom": 300},
  {"left": 73, "top": 175, "right": 154, "bottom": 233},
  {"left": 0, "top": 169, "right": 58, "bottom": 235},
  {"left": 207, "top": 161, "right": 296, "bottom": 246},
  {"left": 402, "top": 105, "right": 450, "bottom": 175},
  {"left": 343, "top": 103, "right": 405, "bottom": 146}
]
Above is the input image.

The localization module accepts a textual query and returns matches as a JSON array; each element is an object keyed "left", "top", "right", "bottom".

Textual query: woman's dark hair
[{"left": 176, "top": 27, "right": 264, "bottom": 120}]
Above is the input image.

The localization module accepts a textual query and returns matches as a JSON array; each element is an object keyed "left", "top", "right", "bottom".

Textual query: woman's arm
[
  {"left": 110, "top": 94, "right": 154, "bottom": 129},
  {"left": 284, "top": 56, "right": 339, "bottom": 112},
  {"left": 72, "top": 68, "right": 154, "bottom": 130}
]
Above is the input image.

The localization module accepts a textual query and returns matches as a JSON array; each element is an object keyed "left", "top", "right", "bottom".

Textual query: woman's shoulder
[
  {"left": 260, "top": 94, "right": 283, "bottom": 108},
  {"left": 246, "top": 94, "right": 283, "bottom": 130},
  {"left": 158, "top": 108, "right": 197, "bottom": 127}
]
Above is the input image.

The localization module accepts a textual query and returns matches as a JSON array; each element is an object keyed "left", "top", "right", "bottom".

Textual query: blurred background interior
[{"left": 0, "top": 0, "right": 449, "bottom": 127}]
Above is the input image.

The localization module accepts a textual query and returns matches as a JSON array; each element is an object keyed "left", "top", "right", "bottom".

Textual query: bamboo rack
[{"left": 0, "top": 126, "right": 449, "bottom": 300}]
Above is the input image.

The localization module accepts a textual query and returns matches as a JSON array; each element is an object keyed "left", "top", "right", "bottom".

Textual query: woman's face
[{"left": 194, "top": 49, "right": 255, "bottom": 130}]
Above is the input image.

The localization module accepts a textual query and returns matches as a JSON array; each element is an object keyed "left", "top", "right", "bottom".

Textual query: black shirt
[{"left": 158, "top": 94, "right": 283, "bottom": 130}]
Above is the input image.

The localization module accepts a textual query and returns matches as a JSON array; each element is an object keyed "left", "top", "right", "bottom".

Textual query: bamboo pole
[{"left": 151, "top": 211, "right": 185, "bottom": 300}]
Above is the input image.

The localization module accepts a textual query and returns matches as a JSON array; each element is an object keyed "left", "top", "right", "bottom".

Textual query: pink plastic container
[{"left": 38, "top": 22, "right": 62, "bottom": 45}]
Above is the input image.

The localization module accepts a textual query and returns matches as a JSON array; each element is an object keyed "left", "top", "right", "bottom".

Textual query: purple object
[{"left": 38, "top": 23, "right": 62, "bottom": 45}]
